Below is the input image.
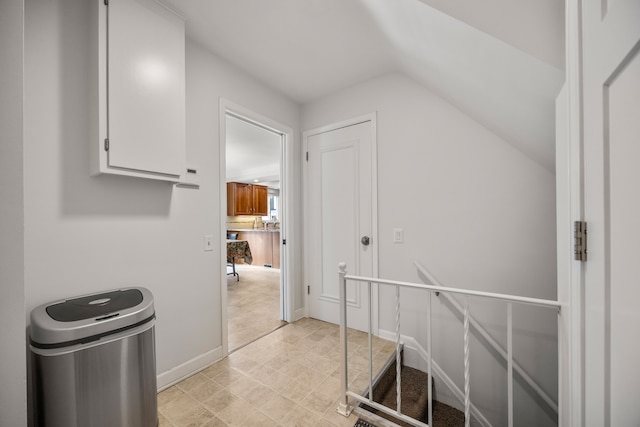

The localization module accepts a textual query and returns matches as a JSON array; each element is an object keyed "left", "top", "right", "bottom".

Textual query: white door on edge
[
  {"left": 306, "top": 120, "right": 376, "bottom": 332},
  {"left": 582, "top": 0, "right": 640, "bottom": 425}
]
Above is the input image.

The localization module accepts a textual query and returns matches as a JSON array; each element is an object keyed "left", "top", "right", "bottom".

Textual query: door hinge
[
  {"left": 574, "top": 220, "right": 587, "bottom": 261},
  {"left": 282, "top": 239, "right": 286, "bottom": 245},
  {"left": 307, "top": 285, "right": 310, "bottom": 295},
  {"left": 306, "top": 152, "right": 309, "bottom": 162},
  {"left": 104, "top": 0, "right": 108, "bottom": 5},
  {"left": 104, "top": 138, "right": 109, "bottom": 151}
]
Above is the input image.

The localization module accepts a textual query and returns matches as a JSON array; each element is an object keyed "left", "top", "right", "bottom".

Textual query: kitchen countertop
[{"left": 227, "top": 228, "right": 280, "bottom": 233}]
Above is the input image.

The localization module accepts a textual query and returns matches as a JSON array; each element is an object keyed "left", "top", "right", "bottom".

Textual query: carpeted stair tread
[
  {"left": 369, "top": 359, "right": 402, "bottom": 404},
  {"left": 362, "top": 365, "right": 465, "bottom": 427},
  {"left": 362, "top": 366, "right": 429, "bottom": 427},
  {"left": 432, "top": 401, "right": 465, "bottom": 426},
  {"left": 378, "top": 367, "right": 430, "bottom": 422}
]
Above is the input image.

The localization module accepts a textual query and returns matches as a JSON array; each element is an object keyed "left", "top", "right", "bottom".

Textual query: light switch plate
[
  {"left": 204, "top": 235, "right": 214, "bottom": 251},
  {"left": 393, "top": 228, "right": 404, "bottom": 243}
]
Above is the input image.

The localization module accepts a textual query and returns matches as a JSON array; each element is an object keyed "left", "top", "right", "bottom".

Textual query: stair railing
[
  {"left": 415, "top": 260, "right": 559, "bottom": 415},
  {"left": 336, "top": 262, "right": 561, "bottom": 427}
]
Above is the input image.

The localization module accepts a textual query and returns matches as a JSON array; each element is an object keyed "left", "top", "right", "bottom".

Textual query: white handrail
[
  {"left": 344, "top": 273, "right": 562, "bottom": 310},
  {"left": 414, "top": 260, "right": 559, "bottom": 414}
]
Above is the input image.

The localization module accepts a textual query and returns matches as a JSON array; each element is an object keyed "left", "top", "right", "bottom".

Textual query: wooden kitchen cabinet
[
  {"left": 91, "top": 0, "right": 186, "bottom": 182},
  {"left": 252, "top": 185, "right": 269, "bottom": 216},
  {"left": 227, "top": 183, "right": 253, "bottom": 215},
  {"left": 227, "top": 182, "right": 268, "bottom": 216}
]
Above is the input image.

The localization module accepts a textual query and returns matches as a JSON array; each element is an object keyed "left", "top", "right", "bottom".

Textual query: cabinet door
[
  {"left": 252, "top": 185, "right": 269, "bottom": 216},
  {"left": 106, "top": 0, "right": 185, "bottom": 177},
  {"left": 227, "top": 183, "right": 253, "bottom": 215},
  {"left": 256, "top": 232, "right": 272, "bottom": 267}
]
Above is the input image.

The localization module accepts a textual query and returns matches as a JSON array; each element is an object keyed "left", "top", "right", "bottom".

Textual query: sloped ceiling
[{"left": 165, "top": 0, "right": 565, "bottom": 171}]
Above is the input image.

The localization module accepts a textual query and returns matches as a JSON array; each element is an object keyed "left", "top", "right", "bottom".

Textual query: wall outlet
[
  {"left": 393, "top": 228, "right": 404, "bottom": 243},
  {"left": 204, "top": 235, "right": 214, "bottom": 251}
]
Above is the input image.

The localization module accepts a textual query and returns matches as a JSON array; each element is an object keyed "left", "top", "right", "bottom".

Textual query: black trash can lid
[
  {"left": 46, "top": 289, "right": 144, "bottom": 322},
  {"left": 30, "top": 287, "right": 154, "bottom": 348}
]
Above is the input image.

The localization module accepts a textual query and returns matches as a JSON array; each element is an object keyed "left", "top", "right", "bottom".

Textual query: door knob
[{"left": 361, "top": 236, "right": 370, "bottom": 246}]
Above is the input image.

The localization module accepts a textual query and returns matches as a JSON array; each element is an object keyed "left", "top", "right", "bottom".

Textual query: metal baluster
[
  {"left": 464, "top": 299, "right": 470, "bottom": 427},
  {"left": 368, "top": 281, "right": 373, "bottom": 404},
  {"left": 396, "top": 283, "right": 402, "bottom": 416},
  {"left": 427, "top": 290, "right": 433, "bottom": 427},
  {"left": 507, "top": 303, "right": 513, "bottom": 427}
]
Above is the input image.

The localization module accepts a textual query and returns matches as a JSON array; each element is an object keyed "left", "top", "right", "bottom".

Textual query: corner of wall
[{"left": 0, "top": 1, "right": 27, "bottom": 426}]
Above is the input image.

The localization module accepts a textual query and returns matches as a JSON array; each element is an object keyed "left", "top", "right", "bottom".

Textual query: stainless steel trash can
[{"left": 29, "top": 287, "right": 158, "bottom": 427}]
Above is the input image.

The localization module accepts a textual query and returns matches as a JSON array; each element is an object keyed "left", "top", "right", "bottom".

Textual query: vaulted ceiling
[{"left": 165, "top": 0, "right": 565, "bottom": 171}]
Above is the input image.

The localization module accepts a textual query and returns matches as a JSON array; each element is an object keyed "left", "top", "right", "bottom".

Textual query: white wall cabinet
[{"left": 91, "top": 0, "right": 186, "bottom": 182}]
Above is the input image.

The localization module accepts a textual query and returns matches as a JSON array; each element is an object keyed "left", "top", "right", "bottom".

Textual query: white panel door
[
  {"left": 306, "top": 120, "right": 376, "bottom": 332},
  {"left": 108, "top": 0, "right": 185, "bottom": 176},
  {"left": 582, "top": 0, "right": 640, "bottom": 425}
]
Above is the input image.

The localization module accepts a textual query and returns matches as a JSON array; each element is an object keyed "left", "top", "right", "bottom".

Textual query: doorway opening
[{"left": 220, "top": 101, "right": 293, "bottom": 354}]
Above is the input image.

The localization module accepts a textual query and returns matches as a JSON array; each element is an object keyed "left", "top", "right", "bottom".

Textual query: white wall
[
  {"left": 188, "top": 43, "right": 304, "bottom": 318},
  {"left": 302, "top": 73, "right": 558, "bottom": 426},
  {"left": 0, "top": 1, "right": 27, "bottom": 426},
  {"left": 22, "top": 0, "right": 299, "bottom": 420}
]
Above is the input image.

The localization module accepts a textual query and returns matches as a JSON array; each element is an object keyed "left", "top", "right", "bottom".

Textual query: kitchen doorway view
[{"left": 224, "top": 111, "right": 287, "bottom": 352}]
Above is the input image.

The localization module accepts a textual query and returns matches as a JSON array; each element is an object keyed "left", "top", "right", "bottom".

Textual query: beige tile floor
[
  {"left": 227, "top": 264, "right": 286, "bottom": 351},
  {"left": 158, "top": 318, "right": 395, "bottom": 427}
]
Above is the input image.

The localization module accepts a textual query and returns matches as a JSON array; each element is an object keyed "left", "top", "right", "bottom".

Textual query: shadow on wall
[{"left": 56, "top": 0, "right": 172, "bottom": 217}]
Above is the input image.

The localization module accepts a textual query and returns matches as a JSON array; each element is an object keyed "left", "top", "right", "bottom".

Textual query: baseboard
[
  {"left": 156, "top": 346, "right": 223, "bottom": 391},
  {"left": 293, "top": 307, "right": 305, "bottom": 322},
  {"left": 376, "top": 329, "right": 397, "bottom": 343}
]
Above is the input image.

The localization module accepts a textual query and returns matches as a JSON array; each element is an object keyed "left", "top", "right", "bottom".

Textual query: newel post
[{"left": 336, "top": 262, "right": 352, "bottom": 416}]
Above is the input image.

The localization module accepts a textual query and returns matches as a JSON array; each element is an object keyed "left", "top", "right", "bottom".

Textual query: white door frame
[
  {"left": 303, "top": 113, "right": 379, "bottom": 334},
  {"left": 219, "top": 98, "right": 295, "bottom": 356},
  {"left": 557, "top": 1, "right": 585, "bottom": 425}
]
